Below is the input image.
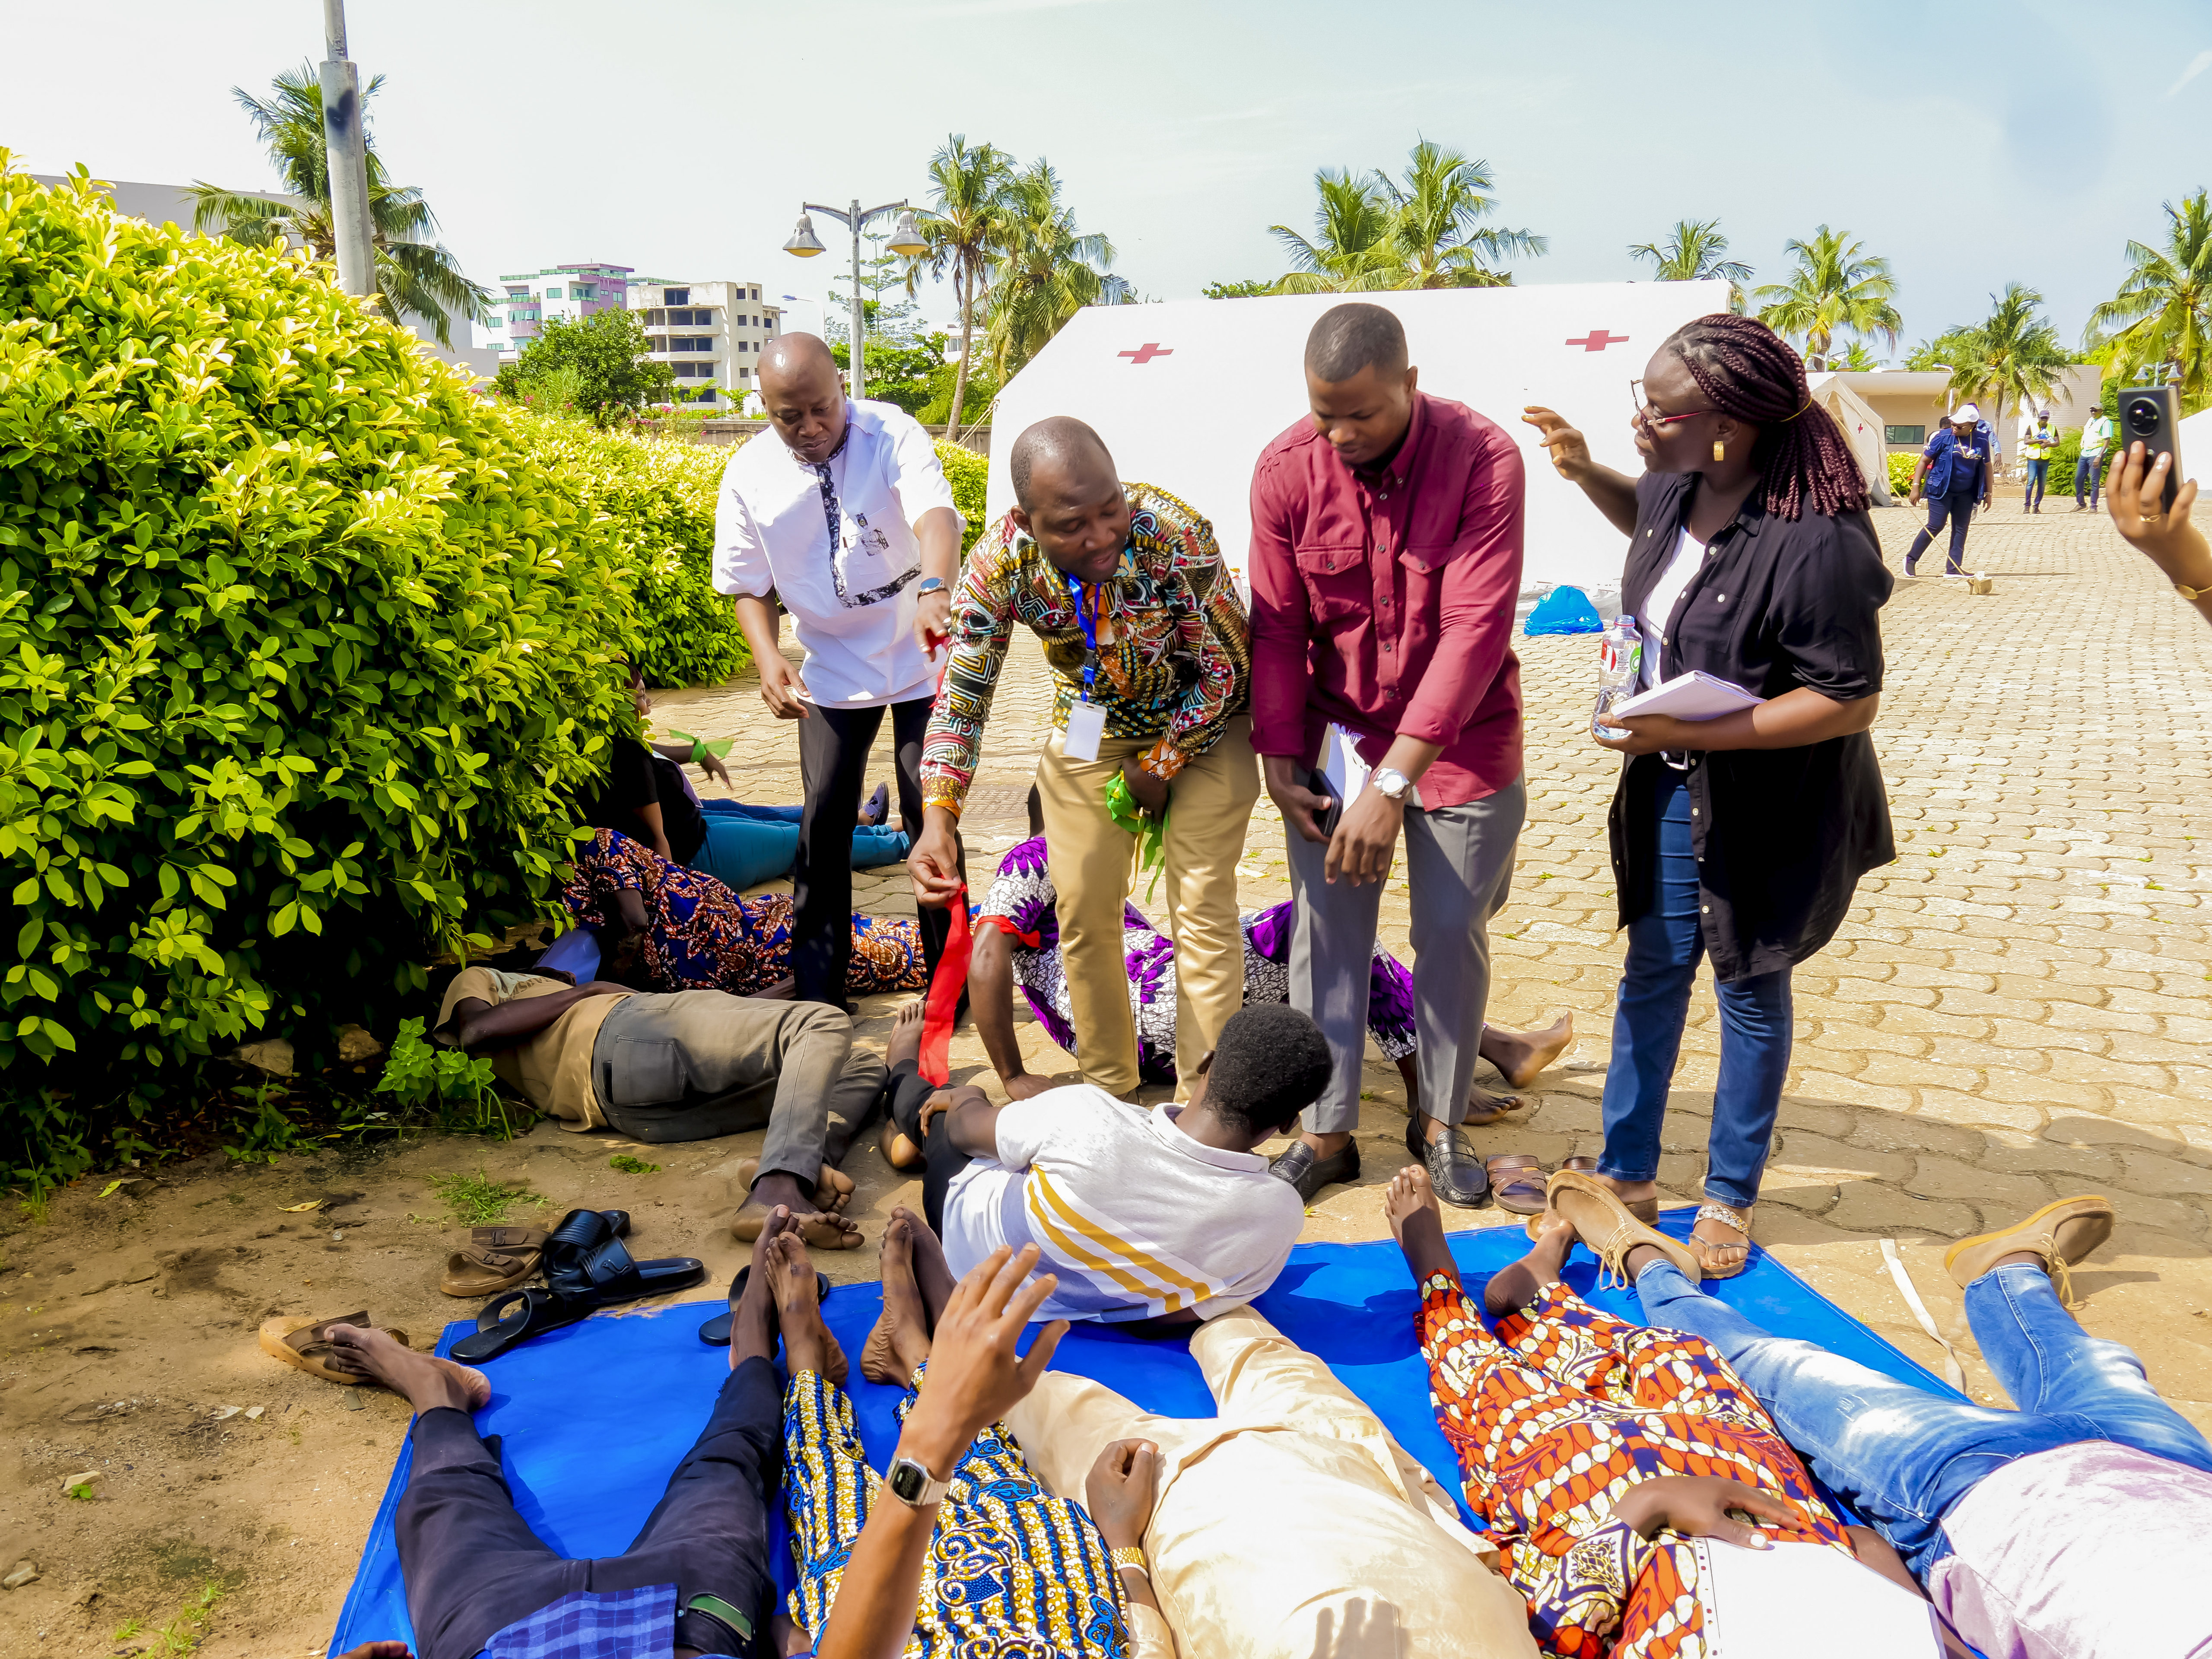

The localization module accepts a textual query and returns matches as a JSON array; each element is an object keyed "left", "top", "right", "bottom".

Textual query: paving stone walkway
[{"left": 654, "top": 497, "right": 2212, "bottom": 1430}]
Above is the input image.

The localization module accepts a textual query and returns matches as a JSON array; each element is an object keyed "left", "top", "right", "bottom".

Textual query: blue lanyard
[{"left": 1063, "top": 571, "right": 1103, "bottom": 702}]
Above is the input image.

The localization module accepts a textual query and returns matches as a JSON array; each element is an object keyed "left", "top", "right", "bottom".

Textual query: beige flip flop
[
  {"left": 1546, "top": 1170, "right": 1702, "bottom": 1287},
  {"left": 257, "top": 1312, "right": 411, "bottom": 1385},
  {"left": 441, "top": 1227, "right": 547, "bottom": 1298}
]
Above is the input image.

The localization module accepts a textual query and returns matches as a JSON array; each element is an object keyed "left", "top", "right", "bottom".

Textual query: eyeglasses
[{"left": 1629, "top": 378, "right": 1714, "bottom": 431}]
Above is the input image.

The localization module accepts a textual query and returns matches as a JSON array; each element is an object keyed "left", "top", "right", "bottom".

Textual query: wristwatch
[
  {"left": 886, "top": 1453, "right": 949, "bottom": 1509},
  {"left": 1370, "top": 766, "right": 1414, "bottom": 804},
  {"left": 916, "top": 576, "right": 948, "bottom": 596}
]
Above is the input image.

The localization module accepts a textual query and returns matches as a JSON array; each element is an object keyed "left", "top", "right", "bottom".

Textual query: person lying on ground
[
  {"left": 778, "top": 1225, "right": 1173, "bottom": 1659},
  {"left": 862, "top": 1201, "right": 1539, "bottom": 1659},
  {"left": 1387, "top": 1165, "right": 1960, "bottom": 1658},
  {"left": 2105, "top": 436, "right": 2212, "bottom": 629},
  {"left": 886, "top": 1002, "right": 1330, "bottom": 1335},
  {"left": 314, "top": 1211, "right": 812, "bottom": 1659},
  {"left": 1595, "top": 1185, "right": 2212, "bottom": 1659},
  {"left": 577, "top": 661, "right": 734, "bottom": 864},
  {"left": 963, "top": 824, "right": 1573, "bottom": 1183},
  {"left": 563, "top": 826, "right": 926, "bottom": 1004},
  {"left": 434, "top": 965, "right": 871, "bottom": 1248}
]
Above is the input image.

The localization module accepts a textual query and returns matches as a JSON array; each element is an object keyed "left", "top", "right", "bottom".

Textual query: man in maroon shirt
[{"left": 1249, "top": 304, "right": 1527, "bottom": 1208}]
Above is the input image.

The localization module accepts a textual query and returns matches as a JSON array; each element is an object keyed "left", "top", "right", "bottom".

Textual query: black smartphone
[
  {"left": 1303, "top": 767, "right": 1344, "bottom": 839},
  {"left": 2119, "top": 382, "right": 2183, "bottom": 514}
]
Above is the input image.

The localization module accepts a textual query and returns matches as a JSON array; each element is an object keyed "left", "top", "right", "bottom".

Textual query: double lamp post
[{"left": 783, "top": 200, "right": 926, "bottom": 404}]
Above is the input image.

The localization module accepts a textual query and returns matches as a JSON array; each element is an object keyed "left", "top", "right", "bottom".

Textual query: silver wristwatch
[
  {"left": 886, "top": 1454, "right": 949, "bottom": 1509},
  {"left": 1370, "top": 766, "right": 1414, "bottom": 804}
]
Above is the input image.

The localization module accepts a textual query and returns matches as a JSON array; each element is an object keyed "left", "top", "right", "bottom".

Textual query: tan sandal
[
  {"left": 258, "top": 1312, "right": 410, "bottom": 1385},
  {"left": 1546, "top": 1170, "right": 1702, "bottom": 1287},
  {"left": 441, "top": 1227, "right": 547, "bottom": 1298},
  {"left": 1687, "top": 1202, "right": 1755, "bottom": 1281},
  {"left": 1524, "top": 1158, "right": 1661, "bottom": 1239}
]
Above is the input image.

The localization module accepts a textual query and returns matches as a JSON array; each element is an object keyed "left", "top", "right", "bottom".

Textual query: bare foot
[
  {"left": 893, "top": 1205, "right": 957, "bottom": 1323},
  {"left": 769, "top": 1233, "right": 834, "bottom": 1382},
  {"left": 861, "top": 1214, "right": 933, "bottom": 1386},
  {"left": 1481, "top": 1014, "right": 1575, "bottom": 1092},
  {"left": 734, "top": 1195, "right": 863, "bottom": 1251},
  {"left": 1462, "top": 1084, "right": 1525, "bottom": 1127},
  {"left": 731, "top": 1206, "right": 790, "bottom": 1368},
  {"left": 1484, "top": 1214, "right": 1575, "bottom": 1319},
  {"left": 1384, "top": 1166, "right": 1456, "bottom": 1287},
  {"left": 737, "top": 1158, "right": 855, "bottom": 1214},
  {"left": 887, "top": 998, "right": 926, "bottom": 1071},
  {"left": 324, "top": 1325, "right": 490, "bottom": 1413}
]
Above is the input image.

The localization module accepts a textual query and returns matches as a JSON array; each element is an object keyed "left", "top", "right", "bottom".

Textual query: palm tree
[
  {"left": 1628, "top": 218, "right": 1751, "bottom": 311},
  {"left": 1834, "top": 340, "right": 1880, "bottom": 372},
  {"left": 1941, "top": 283, "right": 2073, "bottom": 441},
  {"left": 904, "top": 133, "right": 1014, "bottom": 431},
  {"left": 1377, "top": 138, "right": 1545, "bottom": 288},
  {"left": 189, "top": 64, "right": 487, "bottom": 346},
  {"left": 1271, "top": 168, "right": 1399, "bottom": 294},
  {"left": 980, "top": 160, "right": 1116, "bottom": 379},
  {"left": 1751, "top": 226, "right": 1902, "bottom": 370},
  {"left": 2085, "top": 190, "right": 2212, "bottom": 404}
]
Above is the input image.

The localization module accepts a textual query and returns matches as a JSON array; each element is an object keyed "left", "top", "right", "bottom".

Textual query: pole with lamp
[
  {"left": 318, "top": 0, "right": 376, "bottom": 299},
  {"left": 782, "top": 199, "right": 927, "bottom": 403}
]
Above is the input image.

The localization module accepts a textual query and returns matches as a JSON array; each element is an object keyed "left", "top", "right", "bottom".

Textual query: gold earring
[{"left": 1713, "top": 440, "right": 1726, "bottom": 462}]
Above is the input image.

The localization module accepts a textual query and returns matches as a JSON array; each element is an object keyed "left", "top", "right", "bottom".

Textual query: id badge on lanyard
[{"left": 1062, "top": 572, "right": 1107, "bottom": 761}]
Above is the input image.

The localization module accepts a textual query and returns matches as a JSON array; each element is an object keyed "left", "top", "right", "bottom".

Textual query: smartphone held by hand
[{"left": 2120, "top": 382, "right": 2183, "bottom": 515}]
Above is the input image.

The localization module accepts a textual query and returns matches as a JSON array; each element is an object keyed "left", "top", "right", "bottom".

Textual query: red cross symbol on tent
[
  {"left": 1565, "top": 330, "right": 1630, "bottom": 353},
  {"left": 1118, "top": 343, "right": 1173, "bottom": 365}
]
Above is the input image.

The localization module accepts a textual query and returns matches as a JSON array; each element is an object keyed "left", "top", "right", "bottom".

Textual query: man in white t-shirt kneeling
[{"left": 900, "top": 1004, "right": 1331, "bottom": 1333}]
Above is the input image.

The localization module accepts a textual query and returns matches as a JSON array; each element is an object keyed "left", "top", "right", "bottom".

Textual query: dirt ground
[{"left": 4, "top": 497, "right": 2210, "bottom": 1658}]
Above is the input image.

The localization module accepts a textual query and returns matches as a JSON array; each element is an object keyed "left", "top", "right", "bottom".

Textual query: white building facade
[
  {"left": 483, "top": 262, "right": 636, "bottom": 362},
  {"left": 628, "top": 279, "right": 782, "bottom": 409}
]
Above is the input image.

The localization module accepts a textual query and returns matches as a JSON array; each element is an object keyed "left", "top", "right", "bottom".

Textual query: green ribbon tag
[{"left": 1103, "top": 772, "right": 1168, "bottom": 902}]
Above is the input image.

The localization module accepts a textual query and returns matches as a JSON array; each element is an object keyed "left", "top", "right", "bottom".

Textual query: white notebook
[{"left": 1611, "top": 670, "right": 1764, "bottom": 722}]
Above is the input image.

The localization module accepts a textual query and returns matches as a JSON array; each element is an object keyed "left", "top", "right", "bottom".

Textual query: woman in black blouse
[{"left": 1524, "top": 314, "right": 1894, "bottom": 1276}]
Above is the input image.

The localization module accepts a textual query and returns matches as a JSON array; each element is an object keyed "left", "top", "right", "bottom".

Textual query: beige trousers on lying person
[{"left": 1001, "top": 1307, "right": 1538, "bottom": 1659}]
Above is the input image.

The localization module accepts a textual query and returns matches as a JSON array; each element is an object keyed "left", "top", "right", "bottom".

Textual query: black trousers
[
  {"left": 395, "top": 1357, "right": 780, "bottom": 1659},
  {"left": 791, "top": 696, "right": 963, "bottom": 1006},
  {"left": 883, "top": 1056, "right": 973, "bottom": 1239},
  {"left": 1904, "top": 489, "right": 1978, "bottom": 574}
]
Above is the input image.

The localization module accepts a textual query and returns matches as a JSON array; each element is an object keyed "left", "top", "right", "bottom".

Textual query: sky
[{"left": 7, "top": 0, "right": 2212, "bottom": 359}]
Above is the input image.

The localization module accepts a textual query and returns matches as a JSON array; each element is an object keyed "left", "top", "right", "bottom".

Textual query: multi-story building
[
  {"left": 628, "top": 279, "right": 782, "bottom": 408},
  {"left": 484, "top": 262, "right": 636, "bottom": 362}
]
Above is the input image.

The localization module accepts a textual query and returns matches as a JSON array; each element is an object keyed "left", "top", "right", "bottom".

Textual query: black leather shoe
[
  {"left": 1406, "top": 1116, "right": 1489, "bottom": 1209},
  {"left": 1268, "top": 1139, "right": 1360, "bottom": 1202}
]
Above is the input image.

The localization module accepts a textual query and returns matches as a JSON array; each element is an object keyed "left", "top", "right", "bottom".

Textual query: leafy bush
[
  {"left": 935, "top": 440, "right": 990, "bottom": 551},
  {"left": 0, "top": 160, "right": 680, "bottom": 1179},
  {"left": 1885, "top": 451, "right": 1919, "bottom": 499},
  {"left": 493, "top": 310, "right": 674, "bottom": 427}
]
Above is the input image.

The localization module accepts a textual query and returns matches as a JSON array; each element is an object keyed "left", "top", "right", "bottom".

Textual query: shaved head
[
  {"left": 758, "top": 332, "right": 848, "bottom": 464},
  {"left": 1007, "top": 416, "right": 1127, "bottom": 585},
  {"left": 1009, "top": 416, "right": 1115, "bottom": 512},
  {"left": 1304, "top": 303, "right": 1408, "bottom": 383},
  {"left": 760, "top": 331, "right": 839, "bottom": 386}
]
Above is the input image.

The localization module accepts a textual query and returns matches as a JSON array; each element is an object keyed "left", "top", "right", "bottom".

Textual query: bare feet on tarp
[
  {"left": 324, "top": 1324, "right": 491, "bottom": 1413},
  {"left": 1482, "top": 1212, "right": 1575, "bottom": 1319},
  {"left": 730, "top": 1206, "right": 788, "bottom": 1369},
  {"left": 768, "top": 1232, "right": 833, "bottom": 1380},
  {"left": 1384, "top": 1165, "right": 1457, "bottom": 1287},
  {"left": 861, "top": 1212, "right": 934, "bottom": 1386},
  {"left": 895, "top": 1204, "right": 958, "bottom": 1319}
]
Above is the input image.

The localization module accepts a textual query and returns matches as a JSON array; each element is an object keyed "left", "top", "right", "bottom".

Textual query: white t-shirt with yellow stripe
[{"left": 941, "top": 1085, "right": 1306, "bottom": 1323}]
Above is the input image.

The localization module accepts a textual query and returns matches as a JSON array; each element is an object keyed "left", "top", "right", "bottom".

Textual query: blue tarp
[
  {"left": 1524, "top": 584, "right": 1604, "bottom": 635},
  {"left": 331, "top": 1214, "right": 1957, "bottom": 1653}
]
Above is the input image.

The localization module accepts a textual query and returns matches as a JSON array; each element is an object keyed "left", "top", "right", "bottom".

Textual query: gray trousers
[
  {"left": 1287, "top": 776, "right": 1526, "bottom": 1133},
  {"left": 589, "top": 992, "right": 887, "bottom": 1182}
]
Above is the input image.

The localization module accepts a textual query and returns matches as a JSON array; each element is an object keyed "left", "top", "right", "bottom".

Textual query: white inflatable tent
[{"left": 983, "top": 280, "right": 1735, "bottom": 609}]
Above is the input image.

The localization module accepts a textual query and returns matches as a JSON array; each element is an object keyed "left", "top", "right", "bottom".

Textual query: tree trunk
[{"left": 948, "top": 263, "right": 973, "bottom": 434}]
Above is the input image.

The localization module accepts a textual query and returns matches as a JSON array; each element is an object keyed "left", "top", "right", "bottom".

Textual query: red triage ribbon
[{"left": 918, "top": 884, "right": 970, "bottom": 1086}]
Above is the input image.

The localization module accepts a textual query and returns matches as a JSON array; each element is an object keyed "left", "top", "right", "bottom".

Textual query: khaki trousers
[
  {"left": 1033, "top": 714, "right": 1259, "bottom": 1099},
  {"left": 1001, "top": 1308, "right": 1537, "bottom": 1659}
]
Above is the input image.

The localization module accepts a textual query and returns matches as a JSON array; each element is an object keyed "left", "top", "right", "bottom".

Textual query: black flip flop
[
  {"left": 453, "top": 1231, "right": 703, "bottom": 1363},
  {"left": 451, "top": 1286, "right": 586, "bottom": 1363},
  {"left": 699, "top": 1265, "right": 830, "bottom": 1346}
]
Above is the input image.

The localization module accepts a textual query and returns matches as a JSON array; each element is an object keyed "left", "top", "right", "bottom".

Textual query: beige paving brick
[
  {"left": 1905, "top": 1154, "right": 2051, "bottom": 1212},
  {"left": 2113, "top": 1149, "right": 2212, "bottom": 1200},
  {"left": 1826, "top": 1183, "right": 1978, "bottom": 1239}
]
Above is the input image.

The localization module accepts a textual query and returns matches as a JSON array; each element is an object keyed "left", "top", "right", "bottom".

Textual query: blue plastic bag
[{"left": 1524, "top": 584, "right": 1603, "bottom": 635}]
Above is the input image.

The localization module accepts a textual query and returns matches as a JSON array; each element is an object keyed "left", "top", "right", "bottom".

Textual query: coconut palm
[
  {"left": 1376, "top": 138, "right": 1545, "bottom": 289},
  {"left": 2085, "top": 190, "right": 2212, "bottom": 403},
  {"left": 189, "top": 63, "right": 487, "bottom": 346},
  {"left": 980, "top": 160, "right": 1117, "bottom": 379},
  {"left": 903, "top": 133, "right": 1014, "bottom": 431},
  {"left": 1628, "top": 218, "right": 1751, "bottom": 311},
  {"left": 1752, "top": 226, "right": 1902, "bottom": 370},
  {"left": 1271, "top": 168, "right": 1399, "bottom": 294},
  {"left": 1941, "top": 283, "right": 2073, "bottom": 438}
]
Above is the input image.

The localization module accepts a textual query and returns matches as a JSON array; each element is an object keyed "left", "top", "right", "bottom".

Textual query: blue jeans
[
  {"left": 2076, "top": 452, "right": 2105, "bottom": 507},
  {"left": 1635, "top": 1261, "right": 2212, "bottom": 1577},
  {"left": 1904, "top": 489, "right": 1978, "bottom": 573},
  {"left": 2021, "top": 457, "right": 2047, "bottom": 507},
  {"left": 1597, "top": 764, "right": 1790, "bottom": 1210}
]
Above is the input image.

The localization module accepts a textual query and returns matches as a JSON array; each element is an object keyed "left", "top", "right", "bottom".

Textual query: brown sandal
[
  {"left": 1526, "top": 1158, "right": 1661, "bottom": 1237},
  {"left": 441, "top": 1227, "right": 547, "bottom": 1298},
  {"left": 1686, "top": 1202, "right": 1755, "bottom": 1281},
  {"left": 258, "top": 1312, "right": 410, "bottom": 1385},
  {"left": 1546, "top": 1171, "right": 1702, "bottom": 1287},
  {"left": 1487, "top": 1154, "right": 1549, "bottom": 1216}
]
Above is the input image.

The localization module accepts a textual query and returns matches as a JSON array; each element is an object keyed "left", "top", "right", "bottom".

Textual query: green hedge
[
  {"left": 1886, "top": 451, "right": 1919, "bottom": 498},
  {"left": 0, "top": 160, "right": 709, "bottom": 1182},
  {"left": 936, "top": 440, "right": 989, "bottom": 552}
]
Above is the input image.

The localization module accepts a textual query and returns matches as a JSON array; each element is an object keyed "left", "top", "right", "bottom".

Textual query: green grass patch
[
  {"left": 424, "top": 1168, "right": 543, "bottom": 1228},
  {"left": 608, "top": 1154, "right": 660, "bottom": 1175}
]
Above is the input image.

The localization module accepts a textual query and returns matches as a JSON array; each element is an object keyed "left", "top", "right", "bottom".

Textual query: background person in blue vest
[{"left": 1904, "top": 404, "right": 1993, "bottom": 576}]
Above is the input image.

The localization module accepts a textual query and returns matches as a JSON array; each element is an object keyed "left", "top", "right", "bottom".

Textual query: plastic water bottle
[{"left": 1592, "top": 615, "right": 1643, "bottom": 740}]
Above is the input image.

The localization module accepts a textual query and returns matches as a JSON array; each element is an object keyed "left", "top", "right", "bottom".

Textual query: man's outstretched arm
[{"left": 439, "top": 982, "right": 632, "bottom": 1054}]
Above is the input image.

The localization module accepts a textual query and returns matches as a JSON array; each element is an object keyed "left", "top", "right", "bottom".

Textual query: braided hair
[{"left": 1664, "top": 314, "right": 1869, "bottom": 520}]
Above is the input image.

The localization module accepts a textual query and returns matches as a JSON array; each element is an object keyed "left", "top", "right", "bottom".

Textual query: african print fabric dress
[
  {"left": 783, "top": 1366, "right": 1130, "bottom": 1659},
  {"left": 1417, "top": 1270, "right": 1856, "bottom": 1658},
  {"left": 563, "top": 829, "right": 925, "bottom": 997}
]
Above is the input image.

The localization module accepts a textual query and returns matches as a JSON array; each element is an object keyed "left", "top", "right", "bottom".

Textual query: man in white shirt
[
  {"left": 892, "top": 1004, "right": 1330, "bottom": 1332},
  {"left": 2075, "top": 406, "right": 2115, "bottom": 511},
  {"left": 713, "top": 334, "right": 966, "bottom": 1008}
]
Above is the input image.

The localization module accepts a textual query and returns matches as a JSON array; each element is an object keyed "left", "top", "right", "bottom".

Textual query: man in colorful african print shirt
[
  {"left": 912, "top": 417, "right": 1259, "bottom": 1101},
  {"left": 1387, "top": 1166, "right": 1954, "bottom": 1659}
]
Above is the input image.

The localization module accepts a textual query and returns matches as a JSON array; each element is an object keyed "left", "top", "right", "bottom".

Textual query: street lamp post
[
  {"left": 782, "top": 198, "right": 926, "bottom": 403},
  {"left": 318, "top": 0, "right": 376, "bottom": 299}
]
